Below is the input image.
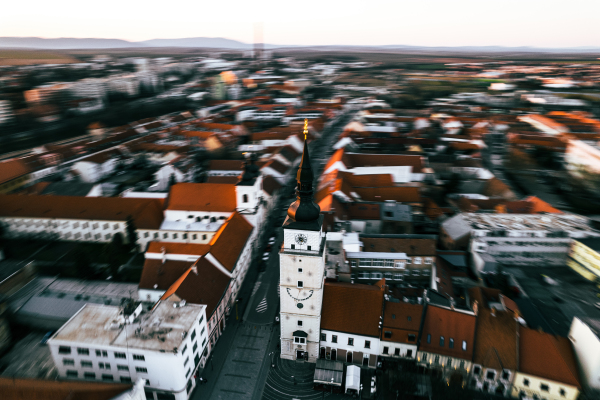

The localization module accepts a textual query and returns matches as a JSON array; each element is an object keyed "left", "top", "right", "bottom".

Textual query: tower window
[
  {"left": 298, "top": 268, "right": 303, "bottom": 273},
  {"left": 243, "top": 194, "right": 248, "bottom": 203},
  {"left": 307, "top": 246, "right": 311, "bottom": 251},
  {"left": 298, "top": 320, "right": 302, "bottom": 326},
  {"left": 291, "top": 244, "right": 295, "bottom": 249},
  {"left": 297, "top": 281, "right": 303, "bottom": 288}
]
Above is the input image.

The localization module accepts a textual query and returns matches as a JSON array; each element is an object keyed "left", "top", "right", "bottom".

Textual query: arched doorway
[
  {"left": 331, "top": 349, "right": 337, "bottom": 361},
  {"left": 346, "top": 352, "right": 353, "bottom": 363}
]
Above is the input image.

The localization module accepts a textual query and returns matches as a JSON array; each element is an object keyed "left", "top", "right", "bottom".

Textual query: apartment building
[
  {"left": 48, "top": 300, "right": 208, "bottom": 400},
  {"left": 379, "top": 301, "right": 423, "bottom": 361}
]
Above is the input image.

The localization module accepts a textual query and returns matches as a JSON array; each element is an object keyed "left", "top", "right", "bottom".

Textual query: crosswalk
[{"left": 256, "top": 296, "right": 268, "bottom": 313}]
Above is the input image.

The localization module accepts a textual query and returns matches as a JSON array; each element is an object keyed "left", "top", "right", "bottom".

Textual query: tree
[{"left": 125, "top": 215, "right": 137, "bottom": 252}]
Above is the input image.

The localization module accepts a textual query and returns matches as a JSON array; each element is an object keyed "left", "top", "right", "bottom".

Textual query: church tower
[{"left": 279, "top": 120, "right": 325, "bottom": 362}]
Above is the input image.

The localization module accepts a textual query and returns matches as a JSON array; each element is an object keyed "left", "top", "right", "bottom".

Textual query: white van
[{"left": 345, "top": 365, "right": 361, "bottom": 397}]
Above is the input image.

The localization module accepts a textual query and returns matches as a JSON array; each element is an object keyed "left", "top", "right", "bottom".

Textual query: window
[
  {"left": 193, "top": 234, "right": 197, "bottom": 240},
  {"left": 113, "top": 224, "right": 119, "bottom": 230},
  {"left": 144, "top": 232, "right": 149, "bottom": 238},
  {"left": 540, "top": 384, "right": 549, "bottom": 392},
  {"left": 84, "top": 372, "right": 96, "bottom": 379},
  {"left": 384, "top": 331, "right": 392, "bottom": 339},
  {"left": 102, "top": 374, "right": 114, "bottom": 381},
  {"left": 173, "top": 233, "right": 178, "bottom": 239},
  {"left": 133, "top": 354, "right": 145, "bottom": 361},
  {"left": 307, "top": 246, "right": 311, "bottom": 251},
  {"left": 186, "top": 368, "right": 191, "bottom": 378},
  {"left": 99, "top": 362, "right": 110, "bottom": 369},
  {"left": 96, "top": 350, "right": 108, "bottom": 357},
  {"left": 559, "top": 388, "right": 566, "bottom": 397},
  {"left": 193, "top": 342, "right": 198, "bottom": 353},
  {"left": 434, "top": 355, "right": 440, "bottom": 365},
  {"left": 115, "top": 365, "right": 128, "bottom": 371},
  {"left": 460, "top": 361, "right": 465, "bottom": 370},
  {"left": 59, "top": 346, "right": 71, "bottom": 355},
  {"left": 77, "top": 348, "right": 90, "bottom": 356},
  {"left": 183, "top": 233, "right": 188, "bottom": 240},
  {"left": 120, "top": 377, "right": 132, "bottom": 383},
  {"left": 462, "top": 340, "right": 467, "bottom": 351},
  {"left": 394, "top": 348, "right": 400, "bottom": 356},
  {"left": 297, "top": 281, "right": 303, "bottom": 288},
  {"left": 523, "top": 378, "right": 530, "bottom": 387},
  {"left": 182, "top": 344, "right": 188, "bottom": 354},
  {"left": 63, "top": 359, "right": 75, "bottom": 366},
  {"left": 414, "top": 257, "right": 422, "bottom": 265},
  {"left": 473, "top": 366, "right": 481, "bottom": 375},
  {"left": 200, "top": 327, "right": 205, "bottom": 336},
  {"left": 365, "top": 341, "right": 371, "bottom": 349},
  {"left": 298, "top": 268, "right": 303, "bottom": 273},
  {"left": 486, "top": 371, "right": 496, "bottom": 380},
  {"left": 202, "top": 234, "right": 207, "bottom": 240},
  {"left": 294, "top": 337, "right": 306, "bottom": 344},
  {"left": 291, "top": 244, "right": 295, "bottom": 249},
  {"left": 163, "top": 233, "right": 168, "bottom": 239},
  {"left": 332, "top": 335, "right": 338, "bottom": 343},
  {"left": 449, "top": 338, "right": 454, "bottom": 349},
  {"left": 184, "top": 357, "right": 189, "bottom": 367},
  {"left": 440, "top": 336, "right": 445, "bottom": 346},
  {"left": 81, "top": 360, "right": 93, "bottom": 368},
  {"left": 406, "top": 350, "right": 413, "bottom": 358},
  {"left": 191, "top": 329, "right": 196, "bottom": 340},
  {"left": 114, "top": 352, "right": 126, "bottom": 359},
  {"left": 502, "top": 370, "right": 510, "bottom": 380},
  {"left": 298, "top": 320, "right": 303, "bottom": 326},
  {"left": 135, "top": 367, "right": 148, "bottom": 373},
  {"left": 348, "top": 338, "right": 354, "bottom": 346},
  {"left": 202, "top": 338, "right": 207, "bottom": 348},
  {"left": 243, "top": 194, "right": 248, "bottom": 203},
  {"left": 103, "top": 223, "right": 109, "bottom": 230},
  {"left": 199, "top": 315, "right": 204, "bottom": 325},
  {"left": 321, "top": 333, "right": 326, "bottom": 341},
  {"left": 66, "top": 370, "right": 78, "bottom": 378},
  {"left": 383, "top": 347, "right": 389, "bottom": 354}
]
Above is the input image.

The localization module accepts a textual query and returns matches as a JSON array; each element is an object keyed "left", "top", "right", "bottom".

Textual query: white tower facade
[{"left": 279, "top": 120, "right": 325, "bottom": 363}]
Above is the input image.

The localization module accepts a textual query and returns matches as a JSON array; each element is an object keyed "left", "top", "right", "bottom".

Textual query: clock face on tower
[
  {"left": 295, "top": 233, "right": 308, "bottom": 245},
  {"left": 286, "top": 288, "right": 314, "bottom": 301}
]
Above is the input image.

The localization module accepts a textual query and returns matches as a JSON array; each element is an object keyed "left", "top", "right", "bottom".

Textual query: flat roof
[
  {"left": 346, "top": 251, "right": 409, "bottom": 260},
  {"left": 51, "top": 301, "right": 205, "bottom": 353}
]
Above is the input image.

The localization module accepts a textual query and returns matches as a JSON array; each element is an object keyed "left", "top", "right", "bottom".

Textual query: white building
[
  {"left": 48, "top": 300, "right": 208, "bottom": 400},
  {"left": 569, "top": 317, "right": 600, "bottom": 395}
]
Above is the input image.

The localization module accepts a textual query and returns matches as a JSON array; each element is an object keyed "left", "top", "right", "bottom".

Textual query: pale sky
[{"left": 2, "top": 0, "right": 600, "bottom": 48}]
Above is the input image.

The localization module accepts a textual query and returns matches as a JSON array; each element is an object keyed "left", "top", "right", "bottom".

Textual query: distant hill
[
  {"left": 0, "top": 37, "right": 599, "bottom": 53},
  {"left": 139, "top": 37, "right": 251, "bottom": 49}
]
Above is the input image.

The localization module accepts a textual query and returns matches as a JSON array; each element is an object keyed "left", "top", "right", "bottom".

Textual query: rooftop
[
  {"left": 166, "top": 183, "right": 237, "bottom": 212},
  {"left": 50, "top": 300, "right": 205, "bottom": 353}
]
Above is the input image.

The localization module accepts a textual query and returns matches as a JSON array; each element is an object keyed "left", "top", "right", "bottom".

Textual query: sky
[{"left": 2, "top": 0, "right": 600, "bottom": 48}]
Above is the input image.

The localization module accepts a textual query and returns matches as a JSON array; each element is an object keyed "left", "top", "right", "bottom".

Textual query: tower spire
[{"left": 286, "top": 119, "right": 320, "bottom": 223}]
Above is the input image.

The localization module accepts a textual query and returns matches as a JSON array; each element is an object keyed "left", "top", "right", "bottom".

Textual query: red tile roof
[
  {"left": 519, "top": 328, "right": 581, "bottom": 388},
  {"left": 208, "top": 212, "right": 253, "bottom": 272},
  {"left": 0, "top": 377, "right": 133, "bottom": 400},
  {"left": 0, "top": 158, "right": 32, "bottom": 185},
  {"left": 166, "top": 183, "right": 237, "bottom": 212},
  {"left": 382, "top": 302, "right": 423, "bottom": 344},
  {"left": 321, "top": 281, "right": 384, "bottom": 337},
  {"left": 209, "top": 160, "right": 244, "bottom": 171},
  {"left": 206, "top": 176, "right": 240, "bottom": 184},
  {"left": 419, "top": 305, "right": 476, "bottom": 360},
  {"left": 0, "top": 195, "right": 164, "bottom": 229},
  {"left": 138, "top": 259, "right": 195, "bottom": 291},
  {"left": 160, "top": 258, "right": 231, "bottom": 317},
  {"left": 146, "top": 242, "right": 210, "bottom": 256},
  {"left": 263, "top": 175, "right": 282, "bottom": 196}
]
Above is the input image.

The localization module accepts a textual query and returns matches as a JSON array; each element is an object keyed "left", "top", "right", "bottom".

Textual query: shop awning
[{"left": 314, "top": 359, "right": 344, "bottom": 386}]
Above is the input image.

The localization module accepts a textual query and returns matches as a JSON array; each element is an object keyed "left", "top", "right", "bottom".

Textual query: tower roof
[{"left": 284, "top": 119, "right": 321, "bottom": 228}]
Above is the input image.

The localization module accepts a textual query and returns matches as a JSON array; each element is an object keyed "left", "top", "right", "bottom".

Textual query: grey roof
[
  {"left": 439, "top": 254, "right": 467, "bottom": 268},
  {"left": 314, "top": 359, "right": 344, "bottom": 386},
  {"left": 41, "top": 182, "right": 95, "bottom": 197},
  {"left": 457, "top": 180, "right": 487, "bottom": 194},
  {"left": 17, "top": 294, "right": 90, "bottom": 322},
  {"left": 441, "top": 214, "right": 472, "bottom": 241},
  {"left": 380, "top": 203, "right": 412, "bottom": 222}
]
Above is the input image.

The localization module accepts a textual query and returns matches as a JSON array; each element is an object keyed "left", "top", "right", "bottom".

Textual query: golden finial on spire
[{"left": 303, "top": 118, "right": 308, "bottom": 140}]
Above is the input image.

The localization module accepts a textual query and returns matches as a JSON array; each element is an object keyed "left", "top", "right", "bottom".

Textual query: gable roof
[
  {"left": 0, "top": 195, "right": 164, "bottom": 229},
  {"left": 160, "top": 258, "right": 231, "bottom": 317},
  {"left": 382, "top": 301, "right": 423, "bottom": 343},
  {"left": 208, "top": 212, "right": 253, "bottom": 272},
  {"left": 138, "top": 259, "right": 195, "bottom": 291},
  {"left": 321, "top": 281, "right": 384, "bottom": 337},
  {"left": 519, "top": 328, "right": 581, "bottom": 388},
  {"left": 0, "top": 158, "right": 32, "bottom": 185},
  {"left": 263, "top": 175, "right": 282, "bottom": 196},
  {"left": 166, "top": 183, "right": 237, "bottom": 212},
  {"left": 419, "top": 304, "right": 477, "bottom": 360}
]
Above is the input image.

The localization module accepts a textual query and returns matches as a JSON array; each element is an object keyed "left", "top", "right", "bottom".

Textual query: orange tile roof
[
  {"left": 382, "top": 302, "right": 423, "bottom": 343},
  {"left": 166, "top": 183, "right": 237, "bottom": 212},
  {"left": 0, "top": 195, "right": 164, "bottom": 229},
  {"left": 0, "top": 377, "right": 133, "bottom": 400},
  {"left": 321, "top": 281, "right": 385, "bottom": 337},
  {"left": 0, "top": 158, "right": 32, "bottom": 185},
  {"left": 208, "top": 212, "right": 253, "bottom": 272},
  {"left": 146, "top": 242, "right": 210, "bottom": 256},
  {"left": 519, "top": 328, "right": 581, "bottom": 388},
  {"left": 419, "top": 305, "right": 476, "bottom": 360}
]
